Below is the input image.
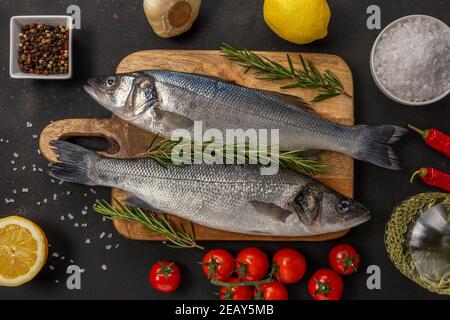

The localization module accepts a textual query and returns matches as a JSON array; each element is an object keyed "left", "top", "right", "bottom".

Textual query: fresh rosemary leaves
[
  {"left": 220, "top": 43, "right": 351, "bottom": 102},
  {"left": 147, "top": 138, "right": 326, "bottom": 176},
  {"left": 93, "top": 200, "right": 203, "bottom": 249}
]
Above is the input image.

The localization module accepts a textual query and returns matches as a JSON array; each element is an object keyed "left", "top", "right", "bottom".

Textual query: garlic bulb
[{"left": 143, "top": 0, "right": 201, "bottom": 38}]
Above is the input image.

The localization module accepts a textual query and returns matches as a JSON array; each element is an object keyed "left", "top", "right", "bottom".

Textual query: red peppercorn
[
  {"left": 17, "top": 23, "right": 69, "bottom": 76},
  {"left": 411, "top": 168, "right": 450, "bottom": 192},
  {"left": 409, "top": 125, "right": 450, "bottom": 158}
]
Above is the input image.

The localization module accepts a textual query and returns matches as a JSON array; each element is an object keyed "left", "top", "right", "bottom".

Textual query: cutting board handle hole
[{"left": 65, "top": 136, "right": 120, "bottom": 155}]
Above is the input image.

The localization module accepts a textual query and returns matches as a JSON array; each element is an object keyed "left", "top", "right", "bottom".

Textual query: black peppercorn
[{"left": 17, "top": 23, "right": 69, "bottom": 75}]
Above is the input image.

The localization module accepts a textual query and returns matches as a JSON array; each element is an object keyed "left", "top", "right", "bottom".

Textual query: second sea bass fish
[
  {"left": 49, "top": 141, "right": 370, "bottom": 236},
  {"left": 84, "top": 70, "right": 407, "bottom": 170}
]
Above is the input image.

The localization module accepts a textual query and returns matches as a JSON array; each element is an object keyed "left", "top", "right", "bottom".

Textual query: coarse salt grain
[{"left": 374, "top": 16, "right": 450, "bottom": 102}]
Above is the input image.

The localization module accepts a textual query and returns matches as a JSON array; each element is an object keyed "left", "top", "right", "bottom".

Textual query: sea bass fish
[
  {"left": 84, "top": 70, "right": 407, "bottom": 170},
  {"left": 49, "top": 141, "right": 370, "bottom": 236}
]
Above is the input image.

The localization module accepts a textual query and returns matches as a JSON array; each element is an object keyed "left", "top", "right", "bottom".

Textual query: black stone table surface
[{"left": 0, "top": 0, "right": 448, "bottom": 300}]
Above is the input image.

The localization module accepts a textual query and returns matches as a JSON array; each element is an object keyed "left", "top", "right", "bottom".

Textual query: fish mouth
[
  {"left": 348, "top": 211, "right": 371, "bottom": 228},
  {"left": 83, "top": 82, "right": 111, "bottom": 111}
]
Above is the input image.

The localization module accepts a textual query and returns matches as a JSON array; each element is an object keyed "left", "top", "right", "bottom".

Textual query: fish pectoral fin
[
  {"left": 249, "top": 201, "right": 292, "bottom": 223},
  {"left": 125, "top": 195, "right": 161, "bottom": 212},
  {"left": 257, "top": 89, "right": 315, "bottom": 113},
  {"left": 152, "top": 108, "right": 194, "bottom": 130}
]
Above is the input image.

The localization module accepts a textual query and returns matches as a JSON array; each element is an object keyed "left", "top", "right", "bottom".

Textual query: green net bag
[{"left": 385, "top": 192, "right": 450, "bottom": 295}]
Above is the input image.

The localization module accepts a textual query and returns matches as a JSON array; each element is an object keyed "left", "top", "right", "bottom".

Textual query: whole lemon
[{"left": 264, "top": 0, "right": 331, "bottom": 44}]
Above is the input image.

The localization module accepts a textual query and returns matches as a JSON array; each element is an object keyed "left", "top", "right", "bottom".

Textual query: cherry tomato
[
  {"left": 149, "top": 261, "right": 181, "bottom": 293},
  {"left": 308, "top": 269, "right": 344, "bottom": 300},
  {"left": 202, "top": 249, "right": 235, "bottom": 281},
  {"left": 254, "top": 281, "right": 288, "bottom": 300},
  {"left": 219, "top": 277, "right": 253, "bottom": 300},
  {"left": 273, "top": 248, "right": 307, "bottom": 284},
  {"left": 235, "top": 247, "right": 269, "bottom": 281},
  {"left": 329, "top": 244, "right": 360, "bottom": 275}
]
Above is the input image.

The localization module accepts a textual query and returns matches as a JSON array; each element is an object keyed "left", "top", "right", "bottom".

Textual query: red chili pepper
[
  {"left": 409, "top": 125, "right": 450, "bottom": 158},
  {"left": 410, "top": 168, "right": 450, "bottom": 192}
]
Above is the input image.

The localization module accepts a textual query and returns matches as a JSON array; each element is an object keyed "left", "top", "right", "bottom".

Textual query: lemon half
[
  {"left": 264, "top": 0, "right": 331, "bottom": 44},
  {"left": 0, "top": 216, "right": 48, "bottom": 287}
]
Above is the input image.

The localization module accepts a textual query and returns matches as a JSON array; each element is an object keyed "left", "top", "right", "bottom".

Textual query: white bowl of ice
[{"left": 370, "top": 15, "right": 450, "bottom": 106}]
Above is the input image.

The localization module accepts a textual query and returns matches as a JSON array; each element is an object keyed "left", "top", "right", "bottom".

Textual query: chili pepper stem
[
  {"left": 410, "top": 168, "right": 427, "bottom": 183},
  {"left": 408, "top": 124, "right": 429, "bottom": 139}
]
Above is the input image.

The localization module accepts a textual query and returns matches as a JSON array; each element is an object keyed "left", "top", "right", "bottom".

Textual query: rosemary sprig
[
  {"left": 220, "top": 43, "right": 351, "bottom": 102},
  {"left": 93, "top": 200, "right": 203, "bottom": 250},
  {"left": 147, "top": 138, "right": 326, "bottom": 176}
]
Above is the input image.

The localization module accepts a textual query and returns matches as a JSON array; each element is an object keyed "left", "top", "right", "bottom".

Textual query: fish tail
[
  {"left": 48, "top": 140, "right": 100, "bottom": 185},
  {"left": 353, "top": 125, "right": 408, "bottom": 170}
]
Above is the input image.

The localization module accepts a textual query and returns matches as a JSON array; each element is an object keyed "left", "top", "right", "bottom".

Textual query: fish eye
[
  {"left": 337, "top": 199, "right": 351, "bottom": 214},
  {"left": 106, "top": 77, "right": 116, "bottom": 87}
]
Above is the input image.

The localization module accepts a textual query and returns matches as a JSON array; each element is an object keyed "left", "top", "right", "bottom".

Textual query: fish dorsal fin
[
  {"left": 257, "top": 89, "right": 315, "bottom": 113},
  {"left": 249, "top": 201, "right": 292, "bottom": 223}
]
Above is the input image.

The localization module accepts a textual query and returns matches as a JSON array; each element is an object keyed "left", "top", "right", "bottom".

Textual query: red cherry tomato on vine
[
  {"left": 308, "top": 269, "right": 343, "bottom": 300},
  {"left": 235, "top": 247, "right": 269, "bottom": 281},
  {"left": 254, "top": 281, "right": 288, "bottom": 300},
  {"left": 149, "top": 261, "right": 181, "bottom": 293},
  {"left": 329, "top": 244, "right": 360, "bottom": 275},
  {"left": 201, "top": 249, "right": 235, "bottom": 281},
  {"left": 273, "top": 248, "right": 307, "bottom": 284},
  {"left": 219, "top": 277, "right": 253, "bottom": 300}
]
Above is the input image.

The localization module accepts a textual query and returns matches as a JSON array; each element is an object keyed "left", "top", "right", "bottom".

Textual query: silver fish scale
[
  {"left": 146, "top": 70, "right": 356, "bottom": 153},
  {"left": 91, "top": 157, "right": 316, "bottom": 236}
]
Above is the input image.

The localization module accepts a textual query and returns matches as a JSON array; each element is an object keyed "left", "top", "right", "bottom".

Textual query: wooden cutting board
[{"left": 40, "top": 50, "right": 354, "bottom": 242}]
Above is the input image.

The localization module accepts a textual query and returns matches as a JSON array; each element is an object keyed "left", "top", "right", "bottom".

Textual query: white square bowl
[{"left": 10, "top": 15, "right": 73, "bottom": 80}]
